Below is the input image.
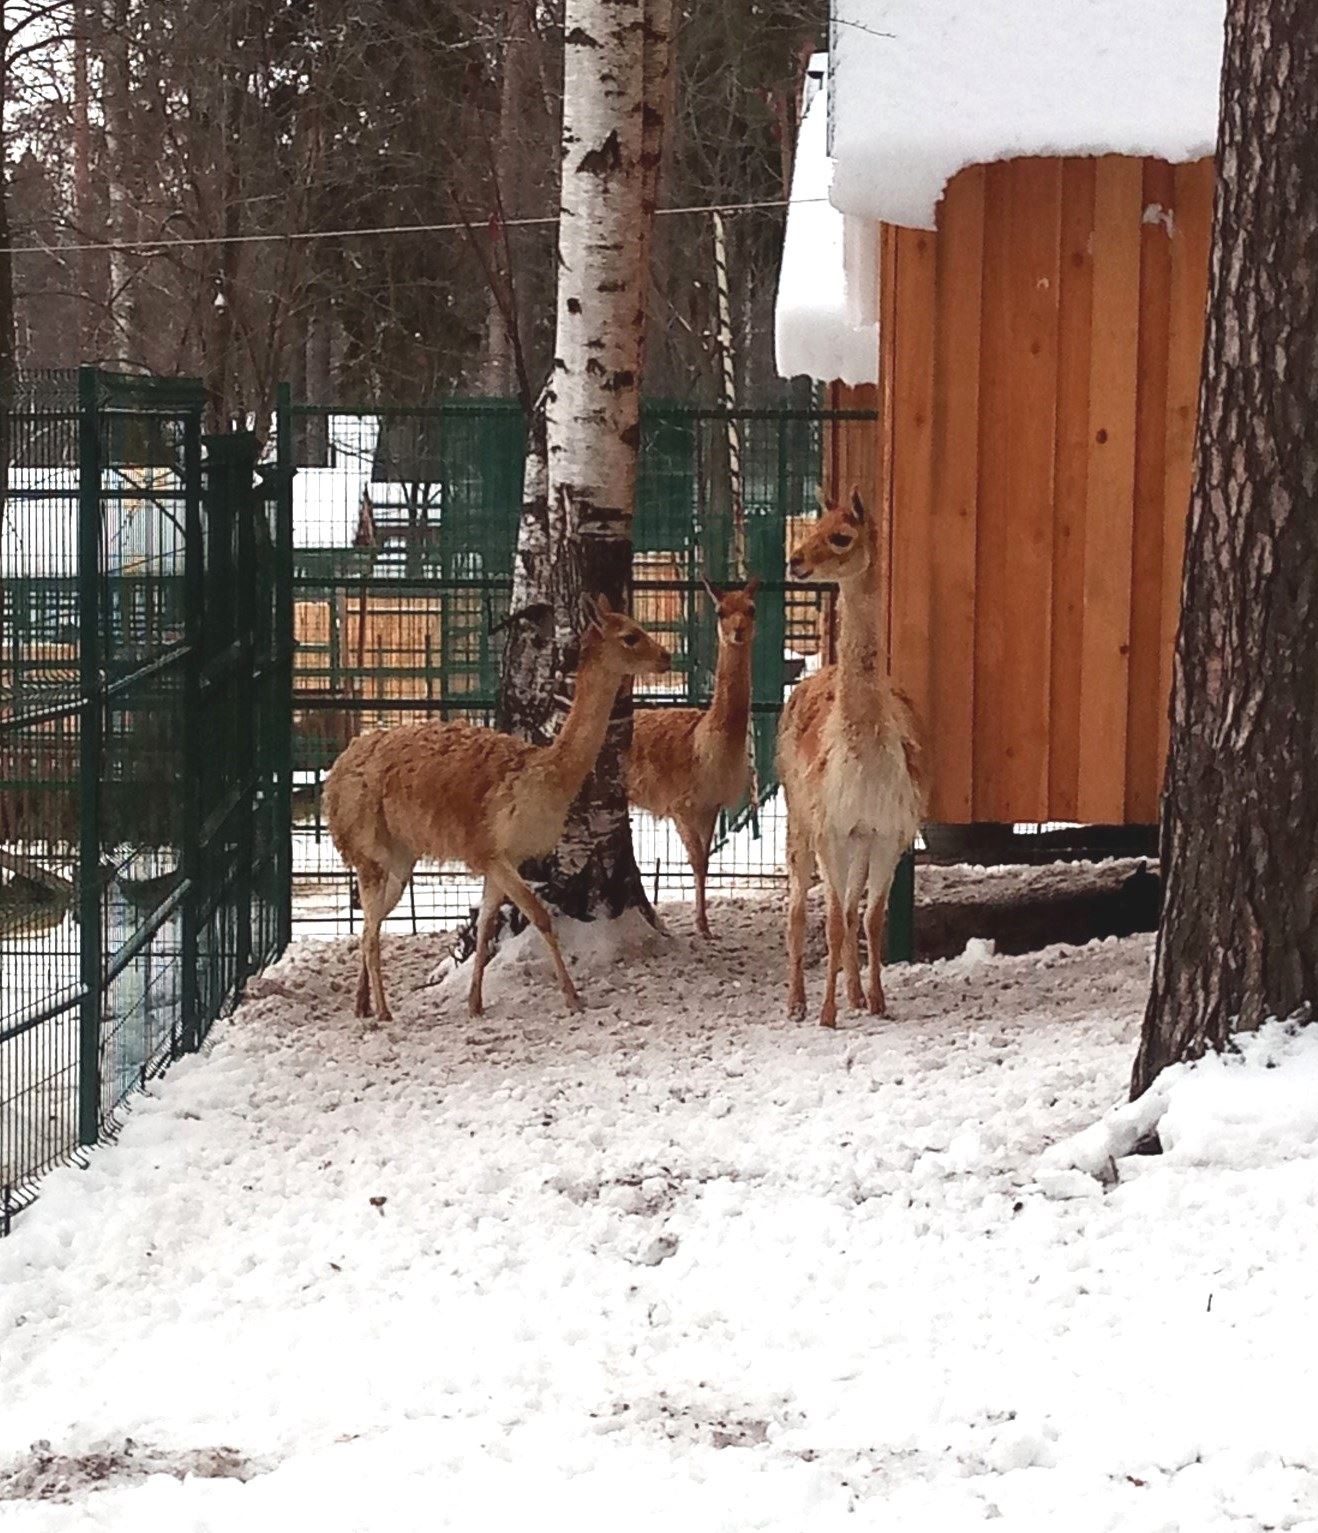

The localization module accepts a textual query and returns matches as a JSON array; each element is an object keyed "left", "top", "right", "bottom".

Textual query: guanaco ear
[
  {"left": 593, "top": 592, "right": 616, "bottom": 621},
  {"left": 582, "top": 594, "right": 605, "bottom": 633},
  {"left": 849, "top": 488, "right": 867, "bottom": 525},
  {"left": 743, "top": 575, "right": 762, "bottom": 598},
  {"left": 700, "top": 576, "right": 721, "bottom": 606},
  {"left": 814, "top": 485, "right": 829, "bottom": 514}
]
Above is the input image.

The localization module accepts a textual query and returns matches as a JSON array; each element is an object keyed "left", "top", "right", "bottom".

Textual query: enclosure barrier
[
  {"left": 0, "top": 369, "right": 291, "bottom": 1229},
  {"left": 277, "top": 396, "right": 890, "bottom": 932}
]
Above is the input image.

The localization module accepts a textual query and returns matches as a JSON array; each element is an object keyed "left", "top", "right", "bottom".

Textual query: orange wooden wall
[{"left": 830, "top": 154, "right": 1213, "bottom": 826}]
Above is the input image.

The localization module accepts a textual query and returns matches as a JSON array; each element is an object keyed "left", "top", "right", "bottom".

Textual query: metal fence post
[
  {"left": 273, "top": 384, "right": 296, "bottom": 952},
  {"left": 233, "top": 434, "right": 258, "bottom": 987},
  {"left": 76, "top": 366, "right": 103, "bottom": 1145},
  {"left": 885, "top": 850, "right": 916, "bottom": 964},
  {"left": 179, "top": 411, "right": 204, "bottom": 1052}
]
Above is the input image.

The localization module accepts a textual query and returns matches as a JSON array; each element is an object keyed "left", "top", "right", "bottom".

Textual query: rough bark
[{"left": 1133, "top": 0, "right": 1318, "bottom": 1096}]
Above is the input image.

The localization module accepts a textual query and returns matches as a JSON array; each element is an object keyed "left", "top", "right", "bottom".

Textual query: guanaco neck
[
  {"left": 703, "top": 635, "right": 752, "bottom": 745},
  {"left": 541, "top": 646, "right": 623, "bottom": 800},
  {"left": 835, "top": 548, "right": 886, "bottom": 724}
]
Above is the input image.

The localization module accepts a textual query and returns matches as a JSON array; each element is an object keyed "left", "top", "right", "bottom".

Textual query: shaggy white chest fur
[{"left": 818, "top": 716, "right": 922, "bottom": 848}]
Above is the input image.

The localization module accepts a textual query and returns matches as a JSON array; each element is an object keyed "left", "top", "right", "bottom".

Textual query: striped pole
[
  {"left": 711, "top": 210, "right": 745, "bottom": 578},
  {"left": 711, "top": 212, "right": 758, "bottom": 820}
]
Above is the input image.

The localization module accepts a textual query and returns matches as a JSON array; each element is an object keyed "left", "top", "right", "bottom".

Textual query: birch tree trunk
[
  {"left": 1132, "top": 0, "right": 1318, "bottom": 1096},
  {"left": 497, "top": 0, "right": 674, "bottom": 925}
]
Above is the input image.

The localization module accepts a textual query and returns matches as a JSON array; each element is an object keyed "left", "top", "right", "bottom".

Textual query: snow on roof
[
  {"left": 829, "top": 0, "right": 1226, "bottom": 231},
  {"left": 774, "top": 56, "right": 879, "bottom": 386}
]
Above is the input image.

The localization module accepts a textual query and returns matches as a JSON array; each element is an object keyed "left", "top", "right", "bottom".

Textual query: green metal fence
[
  {"left": 1, "top": 369, "right": 291, "bottom": 1228},
  {"left": 279, "top": 397, "right": 869, "bottom": 931}
]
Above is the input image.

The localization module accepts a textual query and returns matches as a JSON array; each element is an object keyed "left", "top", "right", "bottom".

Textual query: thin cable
[{"left": 1, "top": 195, "right": 831, "bottom": 260}]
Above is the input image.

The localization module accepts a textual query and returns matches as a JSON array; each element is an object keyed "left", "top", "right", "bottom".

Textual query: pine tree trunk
[
  {"left": 496, "top": 0, "right": 673, "bottom": 925},
  {"left": 0, "top": 41, "right": 14, "bottom": 537},
  {"left": 101, "top": 0, "right": 138, "bottom": 369},
  {"left": 1132, "top": 0, "right": 1318, "bottom": 1097},
  {"left": 206, "top": 5, "right": 246, "bottom": 428},
  {"left": 73, "top": 7, "right": 95, "bottom": 360},
  {"left": 479, "top": 0, "right": 538, "bottom": 400}
]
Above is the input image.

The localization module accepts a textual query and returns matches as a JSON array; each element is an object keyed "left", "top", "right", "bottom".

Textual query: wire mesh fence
[
  {"left": 279, "top": 398, "right": 870, "bottom": 934},
  {"left": 1, "top": 370, "right": 291, "bottom": 1228}
]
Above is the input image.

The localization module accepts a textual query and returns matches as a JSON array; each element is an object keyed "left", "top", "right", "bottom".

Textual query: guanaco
[
  {"left": 627, "top": 578, "right": 759, "bottom": 936},
  {"left": 325, "top": 596, "right": 670, "bottom": 1021},
  {"left": 778, "top": 489, "right": 923, "bottom": 1026}
]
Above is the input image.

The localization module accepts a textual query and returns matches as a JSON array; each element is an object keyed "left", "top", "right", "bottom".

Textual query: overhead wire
[{"left": 0, "top": 196, "right": 833, "bottom": 260}]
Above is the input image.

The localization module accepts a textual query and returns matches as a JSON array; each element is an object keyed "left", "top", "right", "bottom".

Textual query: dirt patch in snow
[{"left": 0, "top": 1441, "right": 262, "bottom": 1502}]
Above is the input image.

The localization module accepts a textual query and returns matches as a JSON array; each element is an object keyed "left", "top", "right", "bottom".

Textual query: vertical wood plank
[
  {"left": 1159, "top": 156, "right": 1215, "bottom": 773},
  {"left": 1002, "top": 157, "right": 1061, "bottom": 820},
  {"left": 846, "top": 382, "right": 882, "bottom": 528},
  {"left": 888, "top": 226, "right": 938, "bottom": 740},
  {"left": 824, "top": 381, "right": 842, "bottom": 504},
  {"left": 971, "top": 162, "right": 1014, "bottom": 822},
  {"left": 928, "top": 166, "right": 985, "bottom": 822},
  {"left": 1077, "top": 155, "right": 1143, "bottom": 822},
  {"left": 1049, "top": 157, "right": 1096, "bottom": 820},
  {"left": 1125, "top": 158, "right": 1176, "bottom": 823},
  {"left": 878, "top": 222, "right": 901, "bottom": 665}
]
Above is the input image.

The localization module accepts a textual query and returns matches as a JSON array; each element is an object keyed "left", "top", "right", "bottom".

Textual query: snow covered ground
[{"left": 2, "top": 897, "right": 1317, "bottom": 1531}]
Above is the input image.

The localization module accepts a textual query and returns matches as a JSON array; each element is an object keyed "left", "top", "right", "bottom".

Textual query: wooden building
[{"left": 776, "top": 7, "right": 1224, "bottom": 827}]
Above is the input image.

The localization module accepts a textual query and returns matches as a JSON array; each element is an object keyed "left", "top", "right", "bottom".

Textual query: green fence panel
[
  {"left": 635, "top": 408, "right": 696, "bottom": 555},
  {"left": 1, "top": 369, "right": 289, "bottom": 1227}
]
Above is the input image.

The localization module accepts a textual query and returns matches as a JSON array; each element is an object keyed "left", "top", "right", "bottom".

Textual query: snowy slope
[
  {"left": 830, "top": 0, "right": 1226, "bottom": 231},
  {"left": 2, "top": 901, "right": 1317, "bottom": 1531},
  {"left": 774, "top": 56, "right": 879, "bottom": 385}
]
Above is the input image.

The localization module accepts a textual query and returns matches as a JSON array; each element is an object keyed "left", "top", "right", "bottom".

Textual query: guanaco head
[
  {"left": 701, "top": 575, "right": 760, "bottom": 649},
  {"left": 582, "top": 594, "right": 671, "bottom": 676},
  {"left": 788, "top": 487, "right": 871, "bottom": 582}
]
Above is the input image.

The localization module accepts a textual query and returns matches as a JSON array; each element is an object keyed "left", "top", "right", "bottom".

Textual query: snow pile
[
  {"left": 424, "top": 903, "right": 669, "bottom": 992},
  {"left": 1044, "top": 1020, "right": 1318, "bottom": 1179},
  {"left": 774, "top": 56, "right": 879, "bottom": 385},
  {"left": 3, "top": 911, "right": 1318, "bottom": 1530},
  {"left": 830, "top": 0, "right": 1226, "bottom": 231}
]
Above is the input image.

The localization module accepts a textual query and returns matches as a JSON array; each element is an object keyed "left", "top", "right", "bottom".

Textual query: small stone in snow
[
  {"left": 986, "top": 1427, "right": 1049, "bottom": 1472},
  {"left": 638, "top": 1234, "right": 680, "bottom": 1267}
]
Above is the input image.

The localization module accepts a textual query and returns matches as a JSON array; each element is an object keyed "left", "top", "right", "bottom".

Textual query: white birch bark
[{"left": 493, "top": 0, "right": 675, "bottom": 924}]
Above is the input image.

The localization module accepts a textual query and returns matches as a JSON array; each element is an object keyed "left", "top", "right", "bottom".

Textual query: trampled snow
[
  {"left": 3, "top": 902, "right": 1317, "bottom": 1531},
  {"left": 774, "top": 56, "right": 879, "bottom": 386},
  {"left": 829, "top": 0, "right": 1226, "bottom": 232}
]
